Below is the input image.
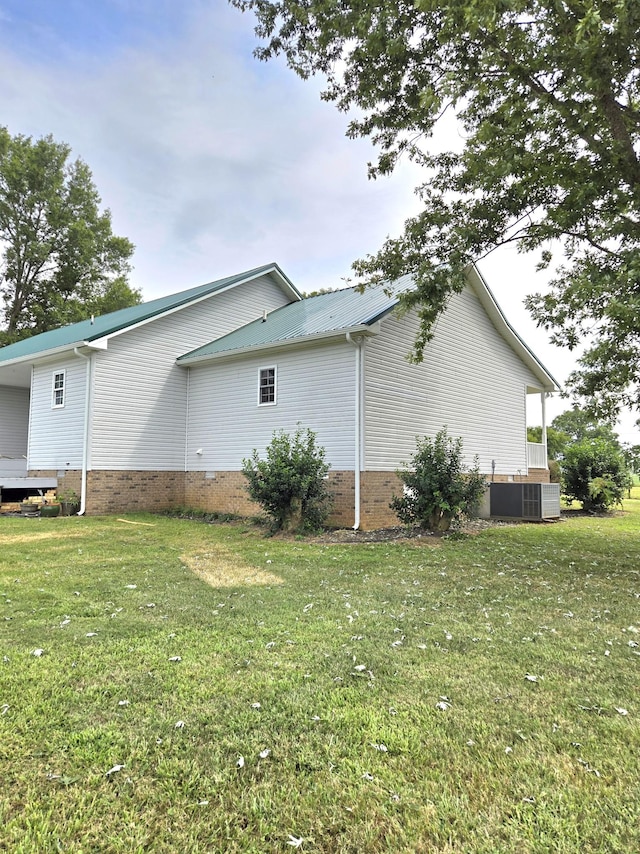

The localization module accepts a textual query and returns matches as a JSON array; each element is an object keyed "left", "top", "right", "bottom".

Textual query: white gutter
[
  {"left": 346, "top": 332, "right": 363, "bottom": 530},
  {"left": 73, "top": 347, "right": 92, "bottom": 515},
  {"left": 178, "top": 323, "right": 381, "bottom": 366}
]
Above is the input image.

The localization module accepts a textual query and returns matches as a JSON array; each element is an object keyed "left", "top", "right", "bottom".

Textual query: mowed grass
[{"left": 1, "top": 498, "right": 639, "bottom": 853}]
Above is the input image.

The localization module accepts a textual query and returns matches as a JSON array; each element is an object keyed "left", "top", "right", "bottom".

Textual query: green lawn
[{"left": 1, "top": 498, "right": 639, "bottom": 853}]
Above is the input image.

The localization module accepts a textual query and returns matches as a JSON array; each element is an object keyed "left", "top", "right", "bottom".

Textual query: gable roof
[
  {"left": 178, "top": 266, "right": 559, "bottom": 393},
  {"left": 465, "top": 265, "right": 559, "bottom": 393},
  {"left": 178, "top": 274, "right": 413, "bottom": 364},
  {"left": 0, "top": 263, "right": 301, "bottom": 367}
]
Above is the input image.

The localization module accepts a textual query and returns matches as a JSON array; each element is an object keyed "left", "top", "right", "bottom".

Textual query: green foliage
[
  {"left": 551, "top": 406, "right": 620, "bottom": 446},
  {"left": 242, "top": 425, "right": 332, "bottom": 532},
  {"left": 562, "top": 437, "right": 628, "bottom": 512},
  {"left": 622, "top": 443, "right": 640, "bottom": 473},
  {"left": 527, "top": 424, "right": 570, "bottom": 460},
  {"left": 0, "top": 127, "right": 140, "bottom": 343},
  {"left": 391, "top": 428, "right": 486, "bottom": 532},
  {"left": 232, "top": 0, "right": 640, "bottom": 418},
  {"left": 548, "top": 458, "right": 562, "bottom": 484}
]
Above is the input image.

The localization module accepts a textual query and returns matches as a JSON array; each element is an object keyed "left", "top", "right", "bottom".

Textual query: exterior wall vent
[{"left": 489, "top": 482, "right": 560, "bottom": 521}]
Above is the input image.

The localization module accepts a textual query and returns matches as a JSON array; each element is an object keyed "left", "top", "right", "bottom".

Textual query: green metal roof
[
  {"left": 178, "top": 275, "right": 414, "bottom": 363},
  {"left": 0, "top": 263, "right": 300, "bottom": 365}
]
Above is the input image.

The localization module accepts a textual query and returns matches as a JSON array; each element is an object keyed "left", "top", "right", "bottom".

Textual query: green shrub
[
  {"left": 242, "top": 426, "right": 332, "bottom": 533},
  {"left": 390, "top": 428, "right": 487, "bottom": 532},
  {"left": 548, "top": 458, "right": 562, "bottom": 483},
  {"left": 562, "top": 438, "right": 628, "bottom": 512}
]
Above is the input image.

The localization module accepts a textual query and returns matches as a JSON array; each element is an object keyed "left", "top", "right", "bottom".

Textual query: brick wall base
[
  {"left": 86, "top": 471, "right": 185, "bottom": 515},
  {"left": 490, "top": 469, "right": 550, "bottom": 484},
  {"left": 183, "top": 470, "right": 359, "bottom": 528},
  {"left": 34, "top": 465, "right": 549, "bottom": 527}
]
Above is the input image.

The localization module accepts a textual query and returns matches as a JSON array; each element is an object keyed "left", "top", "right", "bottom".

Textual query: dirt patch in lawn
[
  {"left": 306, "top": 517, "right": 525, "bottom": 545},
  {"left": 0, "top": 529, "right": 87, "bottom": 545},
  {"left": 181, "top": 547, "right": 283, "bottom": 588}
]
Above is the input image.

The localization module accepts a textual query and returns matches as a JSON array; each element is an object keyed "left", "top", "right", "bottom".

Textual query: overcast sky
[{"left": 1, "top": 0, "right": 637, "bottom": 443}]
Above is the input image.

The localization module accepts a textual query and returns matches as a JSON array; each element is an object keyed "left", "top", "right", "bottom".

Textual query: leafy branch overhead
[
  {"left": 0, "top": 127, "right": 140, "bottom": 344},
  {"left": 231, "top": 0, "right": 640, "bottom": 418}
]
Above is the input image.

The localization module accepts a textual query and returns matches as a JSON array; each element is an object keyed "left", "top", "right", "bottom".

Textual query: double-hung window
[
  {"left": 52, "top": 370, "right": 65, "bottom": 408},
  {"left": 258, "top": 367, "right": 276, "bottom": 406}
]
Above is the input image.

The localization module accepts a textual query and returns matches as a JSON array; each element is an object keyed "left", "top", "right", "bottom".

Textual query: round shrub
[
  {"left": 242, "top": 425, "right": 332, "bottom": 533},
  {"left": 562, "top": 438, "right": 628, "bottom": 512},
  {"left": 390, "top": 428, "right": 486, "bottom": 532}
]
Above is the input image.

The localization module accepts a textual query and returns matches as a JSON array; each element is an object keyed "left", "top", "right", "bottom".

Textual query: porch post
[{"left": 541, "top": 391, "right": 548, "bottom": 468}]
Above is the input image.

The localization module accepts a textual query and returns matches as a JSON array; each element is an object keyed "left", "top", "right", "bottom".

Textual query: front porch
[{"left": 0, "top": 458, "right": 58, "bottom": 508}]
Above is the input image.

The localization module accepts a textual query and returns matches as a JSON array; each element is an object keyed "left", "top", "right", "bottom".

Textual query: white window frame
[
  {"left": 258, "top": 366, "right": 277, "bottom": 406},
  {"left": 52, "top": 370, "right": 66, "bottom": 409}
]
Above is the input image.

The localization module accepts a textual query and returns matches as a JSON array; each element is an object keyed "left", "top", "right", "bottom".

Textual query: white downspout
[
  {"left": 74, "top": 347, "right": 92, "bottom": 515},
  {"left": 184, "top": 367, "right": 190, "bottom": 473},
  {"left": 346, "top": 332, "right": 362, "bottom": 530}
]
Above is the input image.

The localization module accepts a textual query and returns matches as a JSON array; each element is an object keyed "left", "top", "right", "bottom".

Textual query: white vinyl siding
[
  {"left": 90, "top": 275, "right": 291, "bottom": 470},
  {"left": 0, "top": 385, "right": 30, "bottom": 459},
  {"left": 28, "top": 359, "right": 87, "bottom": 469},
  {"left": 186, "top": 340, "right": 356, "bottom": 470},
  {"left": 364, "top": 286, "right": 542, "bottom": 474}
]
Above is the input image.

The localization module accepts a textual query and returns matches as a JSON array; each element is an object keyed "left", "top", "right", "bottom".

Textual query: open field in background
[{"left": 1, "top": 496, "right": 639, "bottom": 853}]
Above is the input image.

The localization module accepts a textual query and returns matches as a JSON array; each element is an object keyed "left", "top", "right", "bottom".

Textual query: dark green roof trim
[
  {"left": 0, "top": 263, "right": 301, "bottom": 365},
  {"left": 177, "top": 277, "right": 411, "bottom": 363}
]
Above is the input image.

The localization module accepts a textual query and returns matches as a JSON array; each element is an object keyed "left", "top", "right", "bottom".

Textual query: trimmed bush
[
  {"left": 391, "top": 428, "right": 486, "bottom": 532},
  {"left": 562, "top": 438, "right": 628, "bottom": 512},
  {"left": 242, "top": 426, "right": 332, "bottom": 533}
]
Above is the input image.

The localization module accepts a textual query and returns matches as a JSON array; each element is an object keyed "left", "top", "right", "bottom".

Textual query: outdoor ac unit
[{"left": 489, "top": 482, "right": 560, "bottom": 521}]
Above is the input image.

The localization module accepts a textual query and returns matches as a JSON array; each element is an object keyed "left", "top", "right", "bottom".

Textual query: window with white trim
[
  {"left": 258, "top": 367, "right": 277, "bottom": 405},
  {"left": 52, "top": 370, "right": 65, "bottom": 408}
]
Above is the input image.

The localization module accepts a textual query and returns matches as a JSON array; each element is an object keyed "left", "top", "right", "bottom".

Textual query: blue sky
[{"left": 0, "top": 0, "right": 637, "bottom": 441}]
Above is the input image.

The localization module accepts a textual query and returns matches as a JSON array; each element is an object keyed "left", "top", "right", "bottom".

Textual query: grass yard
[{"left": 1, "top": 497, "right": 639, "bottom": 853}]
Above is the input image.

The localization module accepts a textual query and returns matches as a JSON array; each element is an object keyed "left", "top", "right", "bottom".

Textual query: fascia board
[
  {"left": 177, "top": 323, "right": 380, "bottom": 366},
  {"left": 465, "top": 264, "right": 561, "bottom": 393},
  {"left": 0, "top": 342, "right": 89, "bottom": 369}
]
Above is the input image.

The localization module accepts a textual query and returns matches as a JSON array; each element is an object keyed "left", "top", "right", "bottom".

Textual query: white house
[{"left": 0, "top": 262, "right": 558, "bottom": 528}]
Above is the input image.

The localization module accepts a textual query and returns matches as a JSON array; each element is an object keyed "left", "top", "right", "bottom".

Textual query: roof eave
[
  {"left": 0, "top": 263, "right": 303, "bottom": 364},
  {"left": 0, "top": 341, "right": 92, "bottom": 369},
  {"left": 177, "top": 322, "right": 380, "bottom": 366}
]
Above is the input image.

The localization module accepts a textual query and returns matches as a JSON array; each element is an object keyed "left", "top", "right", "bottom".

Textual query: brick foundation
[
  {"left": 86, "top": 470, "right": 185, "bottom": 515},
  {"left": 183, "top": 470, "right": 359, "bottom": 528},
  {"left": 184, "top": 470, "right": 256, "bottom": 517},
  {"left": 489, "top": 468, "right": 550, "bottom": 484},
  {"left": 359, "top": 471, "right": 404, "bottom": 530},
  {"left": 35, "top": 465, "right": 549, "bottom": 526}
]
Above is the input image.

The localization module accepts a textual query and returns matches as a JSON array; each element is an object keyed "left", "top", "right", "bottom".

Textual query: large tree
[
  {"left": 231, "top": 0, "right": 640, "bottom": 420},
  {"left": 0, "top": 127, "right": 139, "bottom": 345}
]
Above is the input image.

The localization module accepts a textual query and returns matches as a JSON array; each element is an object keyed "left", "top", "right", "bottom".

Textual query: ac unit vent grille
[{"left": 490, "top": 483, "right": 560, "bottom": 520}]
